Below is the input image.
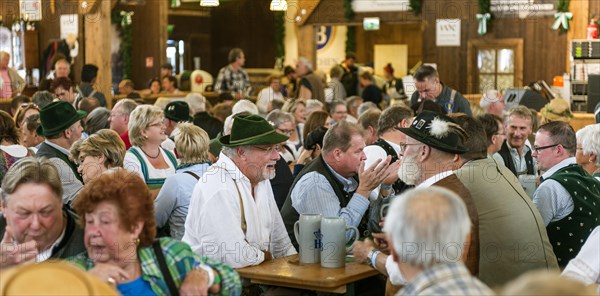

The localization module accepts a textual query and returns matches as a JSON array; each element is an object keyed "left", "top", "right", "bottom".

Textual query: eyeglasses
[
  {"left": 148, "top": 118, "right": 166, "bottom": 127},
  {"left": 533, "top": 143, "right": 559, "bottom": 153},
  {"left": 254, "top": 145, "right": 281, "bottom": 154},
  {"left": 277, "top": 128, "right": 295, "bottom": 135},
  {"left": 399, "top": 142, "right": 423, "bottom": 153}
]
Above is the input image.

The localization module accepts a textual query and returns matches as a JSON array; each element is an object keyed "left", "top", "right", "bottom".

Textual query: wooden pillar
[
  {"left": 296, "top": 25, "right": 316, "bottom": 69},
  {"left": 84, "top": 0, "right": 112, "bottom": 107},
  {"left": 566, "top": 0, "right": 589, "bottom": 72}
]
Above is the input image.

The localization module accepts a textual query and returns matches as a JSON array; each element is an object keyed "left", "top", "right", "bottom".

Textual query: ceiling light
[
  {"left": 200, "top": 0, "right": 219, "bottom": 7},
  {"left": 270, "top": 0, "right": 287, "bottom": 11}
]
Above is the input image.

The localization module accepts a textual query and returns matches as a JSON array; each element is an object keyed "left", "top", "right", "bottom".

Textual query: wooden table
[{"left": 236, "top": 254, "right": 379, "bottom": 294}]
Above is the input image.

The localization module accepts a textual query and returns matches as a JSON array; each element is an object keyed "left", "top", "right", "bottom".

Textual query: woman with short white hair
[{"left": 575, "top": 124, "right": 600, "bottom": 181}]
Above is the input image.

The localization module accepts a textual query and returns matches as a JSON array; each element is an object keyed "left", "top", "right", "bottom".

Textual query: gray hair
[
  {"left": 115, "top": 98, "right": 138, "bottom": 115},
  {"left": 185, "top": 93, "right": 207, "bottom": 114},
  {"left": 298, "top": 57, "right": 313, "bottom": 71},
  {"left": 266, "top": 110, "right": 295, "bottom": 128},
  {"left": 32, "top": 90, "right": 55, "bottom": 109},
  {"left": 85, "top": 107, "right": 110, "bottom": 135},
  {"left": 1, "top": 157, "right": 63, "bottom": 203},
  {"left": 576, "top": 124, "right": 600, "bottom": 167},
  {"left": 232, "top": 99, "right": 258, "bottom": 115},
  {"left": 357, "top": 102, "right": 378, "bottom": 116},
  {"left": 305, "top": 99, "right": 324, "bottom": 114},
  {"left": 383, "top": 186, "right": 471, "bottom": 269}
]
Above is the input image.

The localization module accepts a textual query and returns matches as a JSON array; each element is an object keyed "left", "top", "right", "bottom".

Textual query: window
[{"left": 467, "top": 39, "right": 523, "bottom": 94}]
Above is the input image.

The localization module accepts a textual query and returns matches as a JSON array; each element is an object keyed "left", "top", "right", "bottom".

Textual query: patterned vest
[{"left": 545, "top": 164, "right": 600, "bottom": 266}]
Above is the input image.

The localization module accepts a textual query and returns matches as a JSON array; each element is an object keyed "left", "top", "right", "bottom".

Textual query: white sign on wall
[
  {"left": 316, "top": 25, "right": 347, "bottom": 72},
  {"left": 60, "top": 14, "right": 79, "bottom": 40},
  {"left": 436, "top": 19, "right": 461, "bottom": 47},
  {"left": 20, "top": 0, "right": 42, "bottom": 21}
]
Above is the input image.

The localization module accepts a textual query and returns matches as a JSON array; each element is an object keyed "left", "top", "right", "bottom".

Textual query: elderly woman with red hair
[{"left": 69, "top": 169, "right": 241, "bottom": 296}]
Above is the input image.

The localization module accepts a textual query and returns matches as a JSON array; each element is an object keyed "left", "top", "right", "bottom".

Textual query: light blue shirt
[
  {"left": 533, "top": 157, "right": 577, "bottom": 226},
  {"left": 290, "top": 160, "right": 369, "bottom": 242},
  {"left": 155, "top": 163, "right": 210, "bottom": 240}
]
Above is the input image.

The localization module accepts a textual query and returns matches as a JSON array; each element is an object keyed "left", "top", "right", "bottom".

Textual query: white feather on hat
[{"left": 429, "top": 117, "right": 450, "bottom": 139}]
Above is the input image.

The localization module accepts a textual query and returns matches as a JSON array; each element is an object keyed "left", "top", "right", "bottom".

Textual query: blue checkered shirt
[{"left": 398, "top": 262, "right": 493, "bottom": 295}]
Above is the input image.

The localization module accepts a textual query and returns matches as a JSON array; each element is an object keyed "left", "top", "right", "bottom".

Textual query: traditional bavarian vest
[
  {"left": 371, "top": 138, "right": 413, "bottom": 194},
  {"left": 127, "top": 147, "right": 178, "bottom": 190},
  {"left": 36, "top": 142, "right": 83, "bottom": 183},
  {"left": 280, "top": 155, "right": 368, "bottom": 249},
  {"left": 544, "top": 164, "right": 600, "bottom": 266}
]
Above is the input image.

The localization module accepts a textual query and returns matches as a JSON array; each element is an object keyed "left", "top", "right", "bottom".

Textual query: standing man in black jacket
[{"left": 497, "top": 105, "right": 536, "bottom": 177}]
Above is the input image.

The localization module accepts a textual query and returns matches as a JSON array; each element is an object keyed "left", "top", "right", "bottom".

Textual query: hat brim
[
  {"left": 398, "top": 127, "right": 469, "bottom": 154},
  {"left": 37, "top": 110, "right": 87, "bottom": 136},
  {"left": 219, "top": 130, "right": 289, "bottom": 147},
  {"left": 165, "top": 115, "right": 193, "bottom": 122}
]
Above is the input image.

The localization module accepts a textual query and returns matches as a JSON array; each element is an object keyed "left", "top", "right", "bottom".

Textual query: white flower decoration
[{"left": 429, "top": 117, "right": 450, "bottom": 139}]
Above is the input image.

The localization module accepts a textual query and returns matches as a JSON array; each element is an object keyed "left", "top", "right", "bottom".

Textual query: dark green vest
[
  {"left": 36, "top": 142, "right": 83, "bottom": 183},
  {"left": 280, "top": 155, "right": 361, "bottom": 249},
  {"left": 545, "top": 164, "right": 600, "bottom": 266}
]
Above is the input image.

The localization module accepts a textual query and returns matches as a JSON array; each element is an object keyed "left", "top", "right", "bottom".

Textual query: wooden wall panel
[
  {"left": 128, "top": 1, "right": 167, "bottom": 91},
  {"left": 420, "top": 0, "right": 567, "bottom": 93},
  {"left": 210, "top": 0, "right": 276, "bottom": 77},
  {"left": 355, "top": 23, "right": 422, "bottom": 72},
  {"left": 168, "top": 15, "right": 211, "bottom": 73}
]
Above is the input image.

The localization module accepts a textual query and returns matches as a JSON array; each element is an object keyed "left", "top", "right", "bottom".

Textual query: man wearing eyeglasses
[
  {"left": 183, "top": 114, "right": 296, "bottom": 268},
  {"left": 532, "top": 121, "right": 600, "bottom": 267}
]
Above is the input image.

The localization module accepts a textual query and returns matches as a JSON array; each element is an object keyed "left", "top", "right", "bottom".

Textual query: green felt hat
[
  {"left": 219, "top": 114, "right": 288, "bottom": 147},
  {"left": 37, "top": 101, "right": 87, "bottom": 136},
  {"left": 164, "top": 101, "right": 192, "bottom": 122}
]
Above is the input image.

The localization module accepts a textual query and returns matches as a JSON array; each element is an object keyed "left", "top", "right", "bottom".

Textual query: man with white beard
[
  {"left": 352, "top": 111, "right": 480, "bottom": 289},
  {"left": 183, "top": 114, "right": 297, "bottom": 268}
]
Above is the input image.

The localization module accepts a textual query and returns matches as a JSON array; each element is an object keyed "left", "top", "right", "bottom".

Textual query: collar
[
  {"left": 542, "top": 157, "right": 577, "bottom": 179},
  {"left": 36, "top": 223, "right": 66, "bottom": 262},
  {"left": 405, "top": 262, "right": 471, "bottom": 294},
  {"left": 417, "top": 170, "right": 454, "bottom": 188},
  {"left": 215, "top": 153, "right": 250, "bottom": 183},
  {"left": 433, "top": 83, "right": 448, "bottom": 102},
  {"left": 44, "top": 139, "right": 71, "bottom": 155},
  {"left": 383, "top": 139, "right": 401, "bottom": 154},
  {"left": 323, "top": 158, "right": 359, "bottom": 192},
  {"left": 506, "top": 139, "right": 532, "bottom": 153}
]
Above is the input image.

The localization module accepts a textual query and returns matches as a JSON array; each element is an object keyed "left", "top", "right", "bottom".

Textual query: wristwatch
[{"left": 368, "top": 249, "right": 381, "bottom": 268}]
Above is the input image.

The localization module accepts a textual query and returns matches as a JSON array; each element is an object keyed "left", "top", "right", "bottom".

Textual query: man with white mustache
[
  {"left": 353, "top": 111, "right": 480, "bottom": 290},
  {"left": 183, "top": 114, "right": 296, "bottom": 268}
]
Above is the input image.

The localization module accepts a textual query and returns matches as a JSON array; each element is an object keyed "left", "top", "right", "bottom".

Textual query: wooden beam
[
  {"left": 167, "top": 9, "right": 210, "bottom": 17},
  {"left": 296, "top": 0, "right": 322, "bottom": 26},
  {"left": 84, "top": 0, "right": 112, "bottom": 108},
  {"left": 566, "top": 0, "right": 589, "bottom": 72},
  {"left": 296, "top": 24, "right": 316, "bottom": 69}
]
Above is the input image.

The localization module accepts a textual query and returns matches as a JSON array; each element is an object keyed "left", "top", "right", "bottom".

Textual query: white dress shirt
[{"left": 182, "top": 154, "right": 296, "bottom": 268}]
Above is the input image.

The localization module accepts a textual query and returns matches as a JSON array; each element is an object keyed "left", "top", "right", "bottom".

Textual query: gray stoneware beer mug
[
  {"left": 293, "top": 214, "right": 322, "bottom": 264},
  {"left": 320, "top": 217, "right": 359, "bottom": 268}
]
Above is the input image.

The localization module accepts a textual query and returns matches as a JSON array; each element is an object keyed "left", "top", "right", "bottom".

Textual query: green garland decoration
[
  {"left": 409, "top": 0, "right": 422, "bottom": 15},
  {"left": 111, "top": 10, "right": 134, "bottom": 79},
  {"left": 274, "top": 11, "right": 285, "bottom": 60},
  {"left": 343, "top": 0, "right": 355, "bottom": 54},
  {"left": 477, "top": 0, "right": 491, "bottom": 35},
  {"left": 552, "top": 0, "right": 571, "bottom": 32}
]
